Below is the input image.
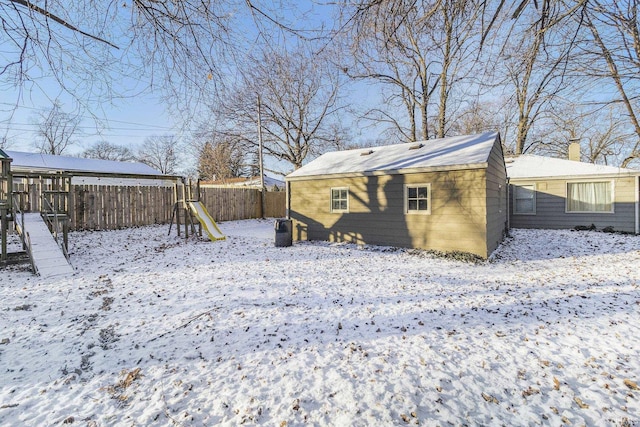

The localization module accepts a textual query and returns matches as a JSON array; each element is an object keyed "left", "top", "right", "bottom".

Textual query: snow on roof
[
  {"left": 4, "top": 150, "right": 165, "bottom": 176},
  {"left": 506, "top": 154, "right": 640, "bottom": 179},
  {"left": 287, "top": 132, "right": 499, "bottom": 179},
  {"left": 242, "top": 175, "right": 285, "bottom": 188},
  {"left": 201, "top": 175, "right": 284, "bottom": 188}
]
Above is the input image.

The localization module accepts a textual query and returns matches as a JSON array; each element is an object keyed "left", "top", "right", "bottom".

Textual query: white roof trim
[
  {"left": 286, "top": 162, "right": 488, "bottom": 182},
  {"left": 287, "top": 132, "right": 499, "bottom": 179},
  {"left": 506, "top": 155, "right": 640, "bottom": 179},
  {"left": 5, "top": 150, "right": 167, "bottom": 177}
]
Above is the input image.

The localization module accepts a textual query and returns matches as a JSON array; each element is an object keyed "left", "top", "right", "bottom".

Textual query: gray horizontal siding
[
  {"left": 509, "top": 180, "right": 637, "bottom": 232},
  {"left": 485, "top": 138, "right": 508, "bottom": 254}
]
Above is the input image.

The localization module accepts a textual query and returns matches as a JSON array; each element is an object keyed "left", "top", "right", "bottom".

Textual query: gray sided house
[
  {"left": 286, "top": 132, "right": 508, "bottom": 258},
  {"left": 507, "top": 155, "right": 640, "bottom": 233}
]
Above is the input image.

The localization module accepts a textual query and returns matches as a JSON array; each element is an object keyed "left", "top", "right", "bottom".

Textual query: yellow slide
[{"left": 187, "top": 201, "right": 226, "bottom": 241}]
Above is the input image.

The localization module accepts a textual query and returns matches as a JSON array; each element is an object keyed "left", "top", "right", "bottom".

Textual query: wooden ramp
[{"left": 18, "top": 213, "right": 74, "bottom": 278}]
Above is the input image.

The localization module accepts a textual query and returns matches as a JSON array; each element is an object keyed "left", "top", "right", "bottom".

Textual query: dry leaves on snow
[
  {"left": 481, "top": 392, "right": 499, "bottom": 404},
  {"left": 101, "top": 367, "right": 143, "bottom": 405},
  {"left": 522, "top": 387, "right": 540, "bottom": 398},
  {"left": 573, "top": 397, "right": 589, "bottom": 409}
]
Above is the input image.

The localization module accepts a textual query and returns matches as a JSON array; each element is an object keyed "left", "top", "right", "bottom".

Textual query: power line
[
  {"left": 0, "top": 102, "right": 177, "bottom": 131},
  {"left": 2, "top": 123, "right": 176, "bottom": 132}
]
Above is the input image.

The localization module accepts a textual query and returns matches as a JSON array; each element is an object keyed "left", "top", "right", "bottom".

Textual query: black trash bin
[{"left": 274, "top": 218, "right": 292, "bottom": 247}]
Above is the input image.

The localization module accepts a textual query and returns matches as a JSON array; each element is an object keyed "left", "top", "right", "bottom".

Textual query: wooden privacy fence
[
  {"left": 199, "top": 187, "right": 286, "bottom": 221},
  {"left": 64, "top": 185, "right": 286, "bottom": 231},
  {"left": 265, "top": 191, "right": 286, "bottom": 218},
  {"left": 200, "top": 187, "right": 260, "bottom": 221},
  {"left": 70, "top": 185, "right": 175, "bottom": 231},
  {"left": 12, "top": 183, "right": 287, "bottom": 231}
]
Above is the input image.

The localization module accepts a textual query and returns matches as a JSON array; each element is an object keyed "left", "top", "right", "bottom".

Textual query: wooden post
[
  {"left": 0, "top": 152, "right": 10, "bottom": 262},
  {"left": 257, "top": 94, "right": 266, "bottom": 218},
  {"left": 183, "top": 180, "right": 189, "bottom": 239},
  {"left": 1, "top": 208, "right": 6, "bottom": 262},
  {"left": 173, "top": 181, "right": 181, "bottom": 236}
]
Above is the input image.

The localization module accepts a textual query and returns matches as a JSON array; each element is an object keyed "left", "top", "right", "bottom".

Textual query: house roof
[
  {"left": 200, "top": 175, "right": 284, "bottom": 188},
  {"left": 3, "top": 150, "right": 169, "bottom": 178},
  {"left": 506, "top": 155, "right": 640, "bottom": 180},
  {"left": 287, "top": 132, "right": 500, "bottom": 180}
]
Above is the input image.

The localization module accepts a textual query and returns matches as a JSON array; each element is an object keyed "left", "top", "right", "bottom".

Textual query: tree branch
[{"left": 10, "top": 0, "right": 119, "bottom": 48}]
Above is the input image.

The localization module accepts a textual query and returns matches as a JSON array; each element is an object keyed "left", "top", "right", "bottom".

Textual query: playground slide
[
  {"left": 16, "top": 213, "right": 74, "bottom": 278},
  {"left": 187, "top": 201, "right": 226, "bottom": 241}
]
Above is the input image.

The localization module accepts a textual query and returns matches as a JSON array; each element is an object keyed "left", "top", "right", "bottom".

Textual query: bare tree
[
  {"left": 583, "top": 121, "right": 628, "bottom": 166},
  {"left": 447, "top": 99, "right": 508, "bottom": 136},
  {"left": 535, "top": 106, "right": 629, "bottom": 165},
  {"left": 215, "top": 44, "right": 347, "bottom": 171},
  {"left": 82, "top": 140, "right": 135, "bottom": 161},
  {"left": 498, "top": 0, "right": 585, "bottom": 155},
  {"left": 579, "top": 1, "right": 640, "bottom": 167},
  {"left": 432, "top": 0, "right": 486, "bottom": 138},
  {"left": 343, "top": 0, "right": 485, "bottom": 142},
  {"left": 0, "top": 0, "right": 239, "bottom": 114},
  {"left": 32, "top": 101, "right": 81, "bottom": 155},
  {"left": 137, "top": 134, "right": 179, "bottom": 174},
  {"left": 197, "top": 138, "right": 246, "bottom": 181},
  {"left": 344, "top": 1, "right": 439, "bottom": 142}
]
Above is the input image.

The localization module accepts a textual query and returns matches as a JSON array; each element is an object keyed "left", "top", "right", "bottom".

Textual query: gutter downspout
[
  {"left": 285, "top": 180, "right": 291, "bottom": 220},
  {"left": 636, "top": 175, "right": 640, "bottom": 234},
  {"left": 506, "top": 177, "right": 510, "bottom": 232}
]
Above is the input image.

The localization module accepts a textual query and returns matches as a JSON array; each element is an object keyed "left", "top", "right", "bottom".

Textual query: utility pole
[{"left": 257, "top": 94, "right": 266, "bottom": 218}]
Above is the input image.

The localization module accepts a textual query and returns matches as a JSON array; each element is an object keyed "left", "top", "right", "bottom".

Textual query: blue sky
[
  {"left": 1, "top": 91, "right": 176, "bottom": 153},
  {"left": 3, "top": 1, "right": 639, "bottom": 173},
  {"left": 0, "top": 1, "right": 344, "bottom": 175}
]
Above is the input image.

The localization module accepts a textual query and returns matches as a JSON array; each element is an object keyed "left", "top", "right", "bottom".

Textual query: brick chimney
[{"left": 568, "top": 142, "right": 581, "bottom": 162}]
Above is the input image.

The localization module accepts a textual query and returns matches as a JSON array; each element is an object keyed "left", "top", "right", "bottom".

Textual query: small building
[
  {"left": 286, "top": 132, "right": 508, "bottom": 258},
  {"left": 507, "top": 154, "right": 640, "bottom": 233}
]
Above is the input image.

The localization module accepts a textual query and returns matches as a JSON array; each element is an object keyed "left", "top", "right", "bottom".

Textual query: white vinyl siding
[
  {"left": 404, "top": 184, "right": 431, "bottom": 215},
  {"left": 330, "top": 187, "right": 349, "bottom": 213},
  {"left": 566, "top": 181, "right": 613, "bottom": 213},
  {"left": 514, "top": 184, "right": 536, "bottom": 214}
]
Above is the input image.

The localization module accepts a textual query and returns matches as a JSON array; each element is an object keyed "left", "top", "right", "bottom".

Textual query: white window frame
[
  {"left": 565, "top": 180, "right": 614, "bottom": 214},
  {"left": 513, "top": 183, "right": 536, "bottom": 215},
  {"left": 404, "top": 183, "right": 431, "bottom": 215},
  {"left": 330, "top": 187, "right": 349, "bottom": 213}
]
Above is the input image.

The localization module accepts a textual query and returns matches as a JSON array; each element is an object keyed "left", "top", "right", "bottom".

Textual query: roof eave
[
  {"left": 286, "top": 162, "right": 488, "bottom": 182},
  {"left": 508, "top": 171, "right": 640, "bottom": 181},
  {"left": 0, "top": 148, "right": 12, "bottom": 161},
  {"left": 10, "top": 166, "right": 181, "bottom": 181}
]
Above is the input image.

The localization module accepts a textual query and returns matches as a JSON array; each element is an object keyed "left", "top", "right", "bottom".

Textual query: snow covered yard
[{"left": 1, "top": 220, "right": 639, "bottom": 426}]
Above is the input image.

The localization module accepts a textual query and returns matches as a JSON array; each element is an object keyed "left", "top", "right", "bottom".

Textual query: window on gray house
[
  {"left": 566, "top": 181, "right": 613, "bottom": 213},
  {"left": 514, "top": 184, "right": 536, "bottom": 214}
]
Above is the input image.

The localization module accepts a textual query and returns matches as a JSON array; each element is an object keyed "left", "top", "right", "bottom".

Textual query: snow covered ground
[{"left": 1, "top": 220, "right": 639, "bottom": 426}]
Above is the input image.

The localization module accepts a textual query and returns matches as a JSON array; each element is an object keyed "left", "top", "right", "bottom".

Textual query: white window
[
  {"left": 405, "top": 184, "right": 431, "bottom": 214},
  {"left": 513, "top": 184, "right": 536, "bottom": 214},
  {"left": 566, "top": 181, "right": 613, "bottom": 213},
  {"left": 330, "top": 187, "right": 349, "bottom": 212}
]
